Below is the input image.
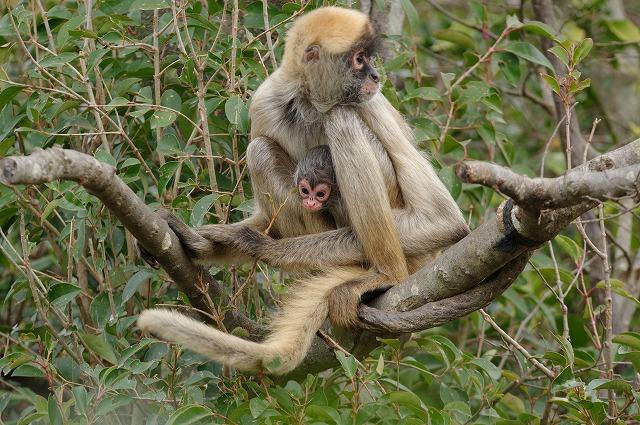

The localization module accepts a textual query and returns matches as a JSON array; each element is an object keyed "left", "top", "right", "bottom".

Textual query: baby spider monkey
[{"left": 294, "top": 145, "right": 348, "bottom": 228}]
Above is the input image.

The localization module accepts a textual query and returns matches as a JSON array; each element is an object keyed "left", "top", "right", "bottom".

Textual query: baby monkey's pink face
[{"left": 298, "top": 179, "right": 331, "bottom": 212}]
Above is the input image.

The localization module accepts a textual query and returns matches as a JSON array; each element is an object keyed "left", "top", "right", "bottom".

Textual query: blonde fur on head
[{"left": 281, "top": 7, "right": 374, "bottom": 75}]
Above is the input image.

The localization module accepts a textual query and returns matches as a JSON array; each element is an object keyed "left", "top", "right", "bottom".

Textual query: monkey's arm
[
  {"left": 230, "top": 209, "right": 465, "bottom": 270},
  {"left": 231, "top": 225, "right": 364, "bottom": 271}
]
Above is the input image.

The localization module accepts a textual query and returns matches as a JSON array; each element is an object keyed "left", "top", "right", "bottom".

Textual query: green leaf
[
  {"left": 554, "top": 234, "right": 582, "bottom": 262},
  {"left": 150, "top": 110, "right": 176, "bottom": 129},
  {"left": 433, "top": 29, "right": 475, "bottom": 49},
  {"left": 47, "top": 283, "right": 81, "bottom": 307},
  {"left": 384, "top": 391, "right": 427, "bottom": 419},
  {"left": 541, "top": 73, "right": 560, "bottom": 95},
  {"left": 506, "top": 15, "right": 522, "bottom": 29},
  {"left": 95, "top": 147, "right": 116, "bottom": 167},
  {"left": 552, "top": 367, "right": 578, "bottom": 392},
  {"left": 405, "top": 87, "right": 441, "bottom": 101},
  {"left": 594, "top": 379, "right": 633, "bottom": 395},
  {"left": 504, "top": 41, "right": 553, "bottom": 70},
  {"left": 12, "top": 364, "right": 45, "bottom": 377},
  {"left": 79, "top": 333, "right": 117, "bottom": 364},
  {"left": 574, "top": 38, "right": 593, "bottom": 65},
  {"left": 73, "top": 386, "right": 88, "bottom": 415},
  {"left": 166, "top": 405, "right": 214, "bottom": 425},
  {"left": 190, "top": 194, "right": 219, "bottom": 227},
  {"left": 521, "top": 20, "right": 556, "bottom": 39},
  {"left": 305, "top": 405, "right": 342, "bottom": 425},
  {"left": 235, "top": 198, "right": 255, "bottom": 214},
  {"left": 157, "top": 133, "right": 182, "bottom": 156},
  {"left": 400, "top": 0, "right": 419, "bottom": 34},
  {"left": 249, "top": 398, "right": 269, "bottom": 419},
  {"left": 0, "top": 86, "right": 21, "bottom": 111},
  {"left": 48, "top": 396, "right": 64, "bottom": 425},
  {"left": 554, "top": 334, "right": 574, "bottom": 367},
  {"left": 121, "top": 271, "right": 152, "bottom": 304},
  {"left": 470, "top": 358, "right": 501, "bottom": 380},
  {"left": 376, "top": 353, "right": 385, "bottom": 375},
  {"left": 158, "top": 161, "right": 180, "bottom": 193},
  {"left": 129, "top": 0, "right": 169, "bottom": 10},
  {"left": 40, "top": 52, "right": 77, "bottom": 68},
  {"left": 606, "top": 19, "right": 640, "bottom": 42},
  {"left": 105, "top": 97, "right": 129, "bottom": 110},
  {"left": 596, "top": 280, "right": 640, "bottom": 306},
  {"left": 441, "top": 72, "right": 456, "bottom": 90},
  {"left": 335, "top": 351, "right": 357, "bottom": 379},
  {"left": 224, "top": 95, "right": 248, "bottom": 133},
  {"left": 613, "top": 332, "right": 640, "bottom": 351},
  {"left": 548, "top": 45, "right": 569, "bottom": 68},
  {"left": 160, "top": 89, "right": 182, "bottom": 113}
]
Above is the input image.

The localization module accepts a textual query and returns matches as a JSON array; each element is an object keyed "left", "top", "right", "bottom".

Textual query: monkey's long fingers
[{"left": 161, "top": 212, "right": 217, "bottom": 261}]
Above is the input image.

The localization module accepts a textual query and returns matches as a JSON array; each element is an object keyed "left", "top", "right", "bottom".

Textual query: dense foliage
[{"left": 0, "top": 0, "right": 639, "bottom": 423}]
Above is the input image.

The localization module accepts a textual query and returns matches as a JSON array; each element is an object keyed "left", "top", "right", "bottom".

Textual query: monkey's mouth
[
  {"left": 303, "top": 199, "right": 323, "bottom": 211},
  {"left": 360, "top": 80, "right": 379, "bottom": 99}
]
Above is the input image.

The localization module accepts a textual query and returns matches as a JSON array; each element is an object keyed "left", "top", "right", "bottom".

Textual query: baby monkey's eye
[
  {"left": 301, "top": 187, "right": 309, "bottom": 194},
  {"left": 317, "top": 191, "right": 325, "bottom": 198}
]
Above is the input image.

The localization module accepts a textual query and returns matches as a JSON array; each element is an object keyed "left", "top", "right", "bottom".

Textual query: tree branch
[
  {"left": 456, "top": 161, "right": 640, "bottom": 211},
  {"left": 0, "top": 147, "right": 265, "bottom": 339},
  {"left": 359, "top": 252, "right": 531, "bottom": 332}
]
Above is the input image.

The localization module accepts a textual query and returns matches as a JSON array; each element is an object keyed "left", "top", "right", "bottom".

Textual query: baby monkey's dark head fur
[
  {"left": 294, "top": 145, "right": 338, "bottom": 213},
  {"left": 281, "top": 7, "right": 382, "bottom": 111}
]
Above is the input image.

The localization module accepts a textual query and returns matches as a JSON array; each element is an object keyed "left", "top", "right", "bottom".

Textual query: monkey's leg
[{"left": 327, "top": 270, "right": 393, "bottom": 329}]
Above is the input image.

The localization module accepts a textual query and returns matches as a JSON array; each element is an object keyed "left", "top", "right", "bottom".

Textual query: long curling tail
[{"left": 137, "top": 267, "right": 365, "bottom": 375}]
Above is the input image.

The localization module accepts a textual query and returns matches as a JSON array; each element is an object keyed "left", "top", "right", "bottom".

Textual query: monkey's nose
[
  {"left": 303, "top": 198, "right": 321, "bottom": 211},
  {"left": 370, "top": 71, "right": 379, "bottom": 83}
]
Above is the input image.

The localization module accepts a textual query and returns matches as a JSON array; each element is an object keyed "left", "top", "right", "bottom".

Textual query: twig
[
  {"left": 598, "top": 204, "right": 616, "bottom": 417},
  {"left": 261, "top": 0, "right": 277, "bottom": 69},
  {"left": 153, "top": 9, "right": 165, "bottom": 165},
  {"left": 425, "top": 0, "right": 497, "bottom": 39},
  {"left": 479, "top": 309, "right": 555, "bottom": 379}
]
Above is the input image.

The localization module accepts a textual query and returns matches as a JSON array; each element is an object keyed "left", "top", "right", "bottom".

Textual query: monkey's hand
[
  {"left": 328, "top": 279, "right": 393, "bottom": 329},
  {"left": 136, "top": 209, "right": 228, "bottom": 267},
  {"left": 160, "top": 209, "right": 234, "bottom": 263}
]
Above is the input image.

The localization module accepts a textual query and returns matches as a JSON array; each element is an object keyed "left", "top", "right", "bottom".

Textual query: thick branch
[
  {"left": 456, "top": 162, "right": 640, "bottom": 210},
  {"left": 359, "top": 252, "right": 531, "bottom": 332},
  {"left": 0, "top": 147, "right": 265, "bottom": 339}
]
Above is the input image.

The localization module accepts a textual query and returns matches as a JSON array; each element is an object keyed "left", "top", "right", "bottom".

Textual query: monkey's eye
[
  {"left": 317, "top": 191, "right": 325, "bottom": 198},
  {"left": 356, "top": 55, "right": 364, "bottom": 65},
  {"left": 301, "top": 187, "right": 309, "bottom": 195}
]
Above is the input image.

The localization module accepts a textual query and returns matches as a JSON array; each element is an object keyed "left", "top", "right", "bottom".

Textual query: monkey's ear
[{"left": 304, "top": 45, "right": 320, "bottom": 63}]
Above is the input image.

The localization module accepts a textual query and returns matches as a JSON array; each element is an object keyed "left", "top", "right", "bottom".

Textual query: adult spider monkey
[{"left": 138, "top": 6, "right": 469, "bottom": 374}]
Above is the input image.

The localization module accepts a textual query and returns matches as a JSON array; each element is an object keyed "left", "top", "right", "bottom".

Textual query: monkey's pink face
[
  {"left": 298, "top": 179, "right": 331, "bottom": 212},
  {"left": 352, "top": 49, "right": 379, "bottom": 100}
]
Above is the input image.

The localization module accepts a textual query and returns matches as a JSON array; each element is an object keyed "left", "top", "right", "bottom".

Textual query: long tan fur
[
  {"left": 138, "top": 267, "right": 365, "bottom": 374},
  {"left": 325, "top": 108, "right": 408, "bottom": 282}
]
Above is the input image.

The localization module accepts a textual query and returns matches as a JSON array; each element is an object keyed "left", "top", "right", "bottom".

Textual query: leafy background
[{"left": 0, "top": 0, "right": 639, "bottom": 423}]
